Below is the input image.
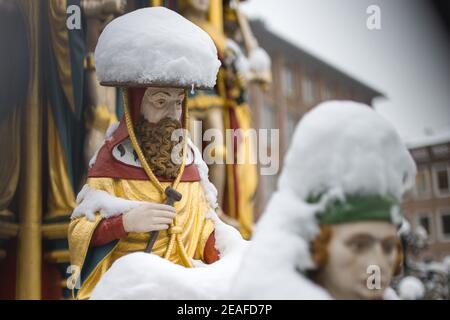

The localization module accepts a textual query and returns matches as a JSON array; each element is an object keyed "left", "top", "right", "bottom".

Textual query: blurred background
[{"left": 0, "top": 0, "right": 449, "bottom": 299}]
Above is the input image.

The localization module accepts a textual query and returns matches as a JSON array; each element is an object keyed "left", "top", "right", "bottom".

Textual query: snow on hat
[
  {"left": 230, "top": 101, "right": 417, "bottom": 296},
  {"left": 94, "top": 7, "right": 221, "bottom": 89},
  {"left": 279, "top": 100, "right": 416, "bottom": 226},
  {"left": 282, "top": 101, "right": 417, "bottom": 201}
]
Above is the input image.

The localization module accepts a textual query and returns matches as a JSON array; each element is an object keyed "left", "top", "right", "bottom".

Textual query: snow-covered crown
[{"left": 95, "top": 7, "right": 221, "bottom": 89}]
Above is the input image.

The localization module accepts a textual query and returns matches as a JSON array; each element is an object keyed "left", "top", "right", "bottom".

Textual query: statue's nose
[{"left": 167, "top": 104, "right": 180, "bottom": 119}]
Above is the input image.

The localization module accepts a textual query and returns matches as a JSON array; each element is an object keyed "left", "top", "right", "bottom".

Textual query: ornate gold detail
[
  {"left": 45, "top": 249, "right": 70, "bottom": 264},
  {"left": 0, "top": 221, "right": 19, "bottom": 239},
  {"left": 41, "top": 222, "right": 70, "bottom": 240}
]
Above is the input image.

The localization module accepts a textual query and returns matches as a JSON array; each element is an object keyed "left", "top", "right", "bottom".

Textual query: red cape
[{"left": 88, "top": 88, "right": 200, "bottom": 182}]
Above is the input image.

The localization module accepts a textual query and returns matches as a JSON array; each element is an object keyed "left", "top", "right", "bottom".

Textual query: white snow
[
  {"left": 105, "top": 121, "right": 120, "bottom": 140},
  {"left": 230, "top": 189, "right": 331, "bottom": 299},
  {"left": 88, "top": 121, "right": 120, "bottom": 168},
  {"left": 188, "top": 139, "right": 218, "bottom": 210},
  {"left": 443, "top": 256, "right": 450, "bottom": 273},
  {"left": 398, "top": 276, "right": 425, "bottom": 300},
  {"left": 88, "top": 149, "right": 99, "bottom": 169},
  {"left": 225, "top": 39, "right": 250, "bottom": 78},
  {"left": 278, "top": 101, "right": 416, "bottom": 203},
  {"left": 398, "top": 218, "right": 411, "bottom": 236},
  {"left": 224, "top": 40, "right": 271, "bottom": 82},
  {"left": 248, "top": 47, "right": 271, "bottom": 76},
  {"left": 383, "top": 287, "right": 400, "bottom": 300},
  {"left": 95, "top": 7, "right": 221, "bottom": 88},
  {"left": 415, "top": 225, "right": 428, "bottom": 240},
  {"left": 71, "top": 185, "right": 145, "bottom": 221}
]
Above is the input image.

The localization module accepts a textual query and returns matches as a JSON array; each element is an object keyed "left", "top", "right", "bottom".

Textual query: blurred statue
[
  {"left": 231, "top": 101, "right": 416, "bottom": 299},
  {"left": 181, "top": 0, "right": 228, "bottom": 219},
  {"left": 182, "top": 0, "right": 270, "bottom": 239},
  {"left": 82, "top": 0, "right": 127, "bottom": 168},
  {"left": 309, "top": 220, "right": 403, "bottom": 299},
  {"left": 397, "top": 221, "right": 450, "bottom": 300},
  {"left": 68, "top": 7, "right": 222, "bottom": 299}
]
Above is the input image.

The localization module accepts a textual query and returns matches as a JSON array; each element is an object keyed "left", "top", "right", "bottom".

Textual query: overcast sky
[{"left": 241, "top": 0, "right": 450, "bottom": 141}]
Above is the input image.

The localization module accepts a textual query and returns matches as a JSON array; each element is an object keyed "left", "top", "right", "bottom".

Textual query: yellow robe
[{"left": 68, "top": 177, "right": 215, "bottom": 300}]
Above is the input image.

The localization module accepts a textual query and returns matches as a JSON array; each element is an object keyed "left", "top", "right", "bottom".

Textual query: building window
[
  {"left": 414, "top": 168, "right": 431, "bottom": 199},
  {"left": 260, "top": 102, "right": 276, "bottom": 150},
  {"left": 285, "top": 111, "right": 298, "bottom": 145},
  {"left": 302, "top": 74, "right": 315, "bottom": 105},
  {"left": 432, "top": 163, "right": 450, "bottom": 197},
  {"left": 321, "top": 83, "right": 333, "bottom": 101},
  {"left": 438, "top": 209, "right": 450, "bottom": 241},
  {"left": 416, "top": 212, "right": 433, "bottom": 241},
  {"left": 260, "top": 103, "right": 275, "bottom": 129},
  {"left": 282, "top": 66, "right": 295, "bottom": 98}
]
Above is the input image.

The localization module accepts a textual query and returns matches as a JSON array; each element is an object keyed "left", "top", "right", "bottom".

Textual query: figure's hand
[
  {"left": 101, "top": 0, "right": 127, "bottom": 15},
  {"left": 122, "top": 203, "right": 175, "bottom": 233}
]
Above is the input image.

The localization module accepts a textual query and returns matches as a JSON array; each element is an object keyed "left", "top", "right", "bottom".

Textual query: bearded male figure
[{"left": 68, "top": 7, "right": 224, "bottom": 300}]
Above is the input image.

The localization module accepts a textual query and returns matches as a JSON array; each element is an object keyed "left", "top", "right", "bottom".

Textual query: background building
[
  {"left": 247, "top": 20, "right": 383, "bottom": 217},
  {"left": 402, "top": 130, "right": 450, "bottom": 261}
]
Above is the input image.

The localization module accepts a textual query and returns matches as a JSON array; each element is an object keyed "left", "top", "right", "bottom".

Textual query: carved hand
[{"left": 122, "top": 203, "right": 175, "bottom": 233}]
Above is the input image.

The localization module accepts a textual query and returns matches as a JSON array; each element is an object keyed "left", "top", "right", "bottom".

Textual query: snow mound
[
  {"left": 398, "top": 276, "right": 425, "bottom": 300},
  {"left": 230, "top": 189, "right": 331, "bottom": 299},
  {"left": 95, "top": 7, "right": 221, "bottom": 88},
  {"left": 91, "top": 214, "right": 247, "bottom": 299},
  {"left": 278, "top": 101, "right": 416, "bottom": 202}
]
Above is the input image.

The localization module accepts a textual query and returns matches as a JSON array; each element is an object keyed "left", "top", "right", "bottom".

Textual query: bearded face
[
  {"left": 135, "top": 116, "right": 183, "bottom": 179},
  {"left": 135, "top": 87, "right": 185, "bottom": 179}
]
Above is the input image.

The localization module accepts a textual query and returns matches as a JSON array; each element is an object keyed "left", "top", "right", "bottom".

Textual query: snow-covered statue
[
  {"left": 81, "top": 100, "right": 416, "bottom": 300},
  {"left": 232, "top": 101, "right": 417, "bottom": 299},
  {"left": 67, "top": 7, "right": 244, "bottom": 300}
]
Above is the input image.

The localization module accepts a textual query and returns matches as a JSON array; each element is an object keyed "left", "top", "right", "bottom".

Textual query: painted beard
[{"left": 135, "top": 116, "right": 183, "bottom": 179}]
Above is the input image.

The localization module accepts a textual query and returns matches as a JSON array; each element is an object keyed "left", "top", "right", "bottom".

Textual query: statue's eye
[
  {"left": 347, "top": 236, "right": 374, "bottom": 253},
  {"left": 381, "top": 239, "right": 397, "bottom": 255},
  {"left": 156, "top": 99, "right": 165, "bottom": 106}
]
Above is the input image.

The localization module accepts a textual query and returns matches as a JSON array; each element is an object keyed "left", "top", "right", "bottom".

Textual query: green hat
[{"left": 308, "top": 194, "right": 402, "bottom": 226}]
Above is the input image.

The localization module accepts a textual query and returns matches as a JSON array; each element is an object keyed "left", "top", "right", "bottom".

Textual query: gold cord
[{"left": 123, "top": 88, "right": 193, "bottom": 268}]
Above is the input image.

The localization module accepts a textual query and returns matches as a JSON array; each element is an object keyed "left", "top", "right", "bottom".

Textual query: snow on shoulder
[{"left": 95, "top": 7, "right": 221, "bottom": 88}]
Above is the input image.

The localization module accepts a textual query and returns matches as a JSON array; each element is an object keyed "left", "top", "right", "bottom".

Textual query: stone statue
[
  {"left": 68, "top": 7, "right": 224, "bottom": 300},
  {"left": 231, "top": 101, "right": 416, "bottom": 300}
]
